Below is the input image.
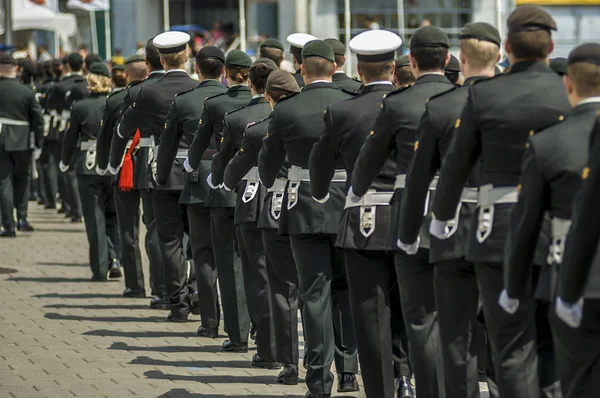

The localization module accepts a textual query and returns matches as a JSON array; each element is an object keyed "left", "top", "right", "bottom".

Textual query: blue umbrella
[{"left": 170, "top": 25, "right": 207, "bottom": 35}]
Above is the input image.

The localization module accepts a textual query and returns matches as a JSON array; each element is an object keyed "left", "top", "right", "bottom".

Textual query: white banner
[
  {"left": 66, "top": 0, "right": 110, "bottom": 11},
  {"left": 17, "top": 0, "right": 59, "bottom": 12}
]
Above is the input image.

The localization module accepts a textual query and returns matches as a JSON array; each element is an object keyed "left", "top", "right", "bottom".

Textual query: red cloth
[{"left": 118, "top": 129, "right": 140, "bottom": 192}]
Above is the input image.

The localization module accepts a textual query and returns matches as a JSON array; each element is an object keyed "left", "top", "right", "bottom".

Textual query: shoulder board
[
  {"left": 352, "top": 77, "right": 361, "bottom": 83},
  {"left": 127, "top": 80, "right": 143, "bottom": 89},
  {"left": 107, "top": 89, "right": 123, "bottom": 98},
  {"left": 384, "top": 84, "right": 413, "bottom": 99},
  {"left": 248, "top": 116, "right": 270, "bottom": 127},
  {"left": 275, "top": 91, "right": 300, "bottom": 105},
  {"left": 224, "top": 105, "right": 248, "bottom": 118},
  {"left": 341, "top": 88, "right": 359, "bottom": 96},
  {"left": 427, "top": 86, "right": 459, "bottom": 102},
  {"left": 469, "top": 74, "right": 504, "bottom": 87},
  {"left": 175, "top": 87, "right": 196, "bottom": 98},
  {"left": 205, "top": 92, "right": 227, "bottom": 102}
]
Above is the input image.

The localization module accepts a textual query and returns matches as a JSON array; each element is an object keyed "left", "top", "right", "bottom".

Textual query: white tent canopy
[{"left": 0, "top": 0, "right": 77, "bottom": 37}]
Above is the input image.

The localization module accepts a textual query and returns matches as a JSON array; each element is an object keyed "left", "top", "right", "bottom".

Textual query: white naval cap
[
  {"left": 349, "top": 30, "right": 403, "bottom": 62},
  {"left": 153, "top": 31, "right": 191, "bottom": 54},
  {"left": 287, "top": 33, "right": 318, "bottom": 51}
]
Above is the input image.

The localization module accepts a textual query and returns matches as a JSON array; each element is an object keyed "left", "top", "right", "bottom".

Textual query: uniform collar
[
  {"left": 508, "top": 61, "right": 553, "bottom": 75},
  {"left": 365, "top": 81, "right": 393, "bottom": 86},
  {"left": 112, "top": 87, "right": 125, "bottom": 93},
  {"left": 252, "top": 94, "right": 265, "bottom": 99},
  {"left": 165, "top": 69, "right": 187, "bottom": 75},
  {"left": 577, "top": 97, "right": 600, "bottom": 106},
  {"left": 414, "top": 73, "right": 450, "bottom": 85},
  {"left": 308, "top": 79, "right": 332, "bottom": 85}
]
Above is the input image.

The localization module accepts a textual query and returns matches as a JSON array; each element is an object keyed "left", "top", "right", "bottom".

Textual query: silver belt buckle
[
  {"left": 43, "top": 115, "right": 51, "bottom": 136},
  {"left": 476, "top": 205, "right": 494, "bottom": 243},
  {"left": 242, "top": 181, "right": 259, "bottom": 203},
  {"left": 85, "top": 148, "right": 97, "bottom": 170},
  {"left": 359, "top": 205, "right": 376, "bottom": 238},
  {"left": 287, "top": 181, "right": 300, "bottom": 210},
  {"left": 547, "top": 236, "right": 566, "bottom": 265},
  {"left": 271, "top": 191, "right": 284, "bottom": 220}
]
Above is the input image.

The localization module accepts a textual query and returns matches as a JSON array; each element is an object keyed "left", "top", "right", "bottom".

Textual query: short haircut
[
  {"left": 145, "top": 39, "right": 163, "bottom": 70},
  {"left": 111, "top": 69, "right": 127, "bottom": 88},
  {"left": 249, "top": 63, "right": 274, "bottom": 92},
  {"left": 125, "top": 61, "right": 148, "bottom": 82},
  {"left": 394, "top": 65, "right": 415, "bottom": 85},
  {"left": 334, "top": 54, "right": 345, "bottom": 68},
  {"left": 266, "top": 87, "right": 296, "bottom": 102},
  {"left": 160, "top": 50, "right": 187, "bottom": 68},
  {"left": 568, "top": 63, "right": 600, "bottom": 98},
  {"left": 459, "top": 38, "right": 500, "bottom": 70},
  {"left": 226, "top": 66, "right": 250, "bottom": 84},
  {"left": 259, "top": 47, "right": 284, "bottom": 67},
  {"left": 85, "top": 54, "right": 102, "bottom": 70},
  {"left": 292, "top": 52, "right": 302, "bottom": 66},
  {"left": 87, "top": 73, "right": 112, "bottom": 93},
  {"left": 302, "top": 57, "right": 333, "bottom": 79},
  {"left": 358, "top": 60, "right": 394, "bottom": 82},
  {"left": 410, "top": 47, "right": 448, "bottom": 71},
  {"left": 68, "top": 57, "right": 83, "bottom": 72},
  {"left": 197, "top": 58, "right": 223, "bottom": 80},
  {"left": 508, "top": 30, "right": 552, "bottom": 60}
]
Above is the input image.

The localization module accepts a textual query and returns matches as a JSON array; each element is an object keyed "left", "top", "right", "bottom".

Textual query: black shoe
[
  {"left": 149, "top": 296, "right": 169, "bottom": 310},
  {"left": 303, "top": 352, "right": 308, "bottom": 369},
  {"left": 17, "top": 220, "right": 34, "bottom": 232},
  {"left": 190, "top": 300, "right": 200, "bottom": 315},
  {"left": 122, "top": 288, "right": 146, "bottom": 298},
  {"left": 396, "top": 376, "right": 415, "bottom": 398},
  {"left": 57, "top": 207, "right": 66, "bottom": 214},
  {"left": 276, "top": 364, "right": 299, "bottom": 385},
  {"left": 91, "top": 274, "right": 108, "bottom": 282},
  {"left": 251, "top": 354, "right": 282, "bottom": 370},
  {"left": 221, "top": 340, "right": 248, "bottom": 353},
  {"left": 0, "top": 230, "right": 16, "bottom": 238},
  {"left": 197, "top": 326, "right": 218, "bottom": 338},
  {"left": 37, "top": 198, "right": 45, "bottom": 205},
  {"left": 108, "top": 260, "right": 123, "bottom": 279},
  {"left": 166, "top": 312, "right": 189, "bottom": 322},
  {"left": 250, "top": 323, "right": 257, "bottom": 341},
  {"left": 304, "top": 392, "right": 330, "bottom": 398},
  {"left": 44, "top": 204, "right": 56, "bottom": 209},
  {"left": 337, "top": 373, "right": 359, "bottom": 393},
  {"left": 71, "top": 216, "right": 82, "bottom": 223}
]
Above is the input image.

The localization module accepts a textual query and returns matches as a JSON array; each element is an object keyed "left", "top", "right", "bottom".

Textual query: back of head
[
  {"left": 266, "top": 70, "right": 301, "bottom": 102},
  {"left": 458, "top": 22, "right": 501, "bottom": 74},
  {"left": 301, "top": 40, "right": 335, "bottom": 79},
  {"left": 67, "top": 52, "right": 84, "bottom": 72},
  {"left": 195, "top": 46, "right": 225, "bottom": 80},
  {"left": 349, "top": 30, "right": 402, "bottom": 83},
  {"left": 409, "top": 25, "right": 450, "bottom": 72},
  {"left": 145, "top": 38, "right": 163, "bottom": 70},
  {"left": 567, "top": 43, "right": 600, "bottom": 98},
  {"left": 87, "top": 62, "right": 112, "bottom": 93},
  {"left": 550, "top": 57, "right": 568, "bottom": 76},
  {"left": 324, "top": 38, "right": 346, "bottom": 68},
  {"left": 506, "top": 5, "right": 556, "bottom": 60},
  {"left": 259, "top": 38, "right": 285, "bottom": 67},
  {"left": 85, "top": 53, "right": 103, "bottom": 71},
  {"left": 249, "top": 58, "right": 278, "bottom": 92},
  {"left": 445, "top": 54, "right": 461, "bottom": 83},
  {"left": 111, "top": 65, "right": 127, "bottom": 88},
  {"left": 225, "top": 49, "right": 252, "bottom": 84}
]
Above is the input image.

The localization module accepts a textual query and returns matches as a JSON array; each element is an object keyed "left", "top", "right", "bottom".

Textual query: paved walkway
[{"left": 0, "top": 203, "right": 491, "bottom": 398}]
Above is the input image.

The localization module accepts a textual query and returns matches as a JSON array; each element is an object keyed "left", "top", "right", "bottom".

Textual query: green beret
[
  {"left": 459, "top": 22, "right": 501, "bottom": 46},
  {"left": 507, "top": 5, "right": 557, "bottom": 33},
  {"left": 395, "top": 55, "right": 410, "bottom": 69},
  {"left": 260, "top": 38, "right": 284, "bottom": 52},
  {"left": 302, "top": 40, "right": 335, "bottom": 63},
  {"left": 550, "top": 57, "right": 568, "bottom": 75},
  {"left": 196, "top": 46, "right": 225, "bottom": 63},
  {"left": 126, "top": 54, "right": 146, "bottom": 64},
  {"left": 568, "top": 43, "right": 600, "bottom": 66},
  {"left": 324, "top": 38, "right": 345, "bottom": 56},
  {"left": 410, "top": 26, "right": 449, "bottom": 49},
  {"left": 112, "top": 64, "right": 126, "bottom": 71},
  {"left": 446, "top": 55, "right": 460, "bottom": 72},
  {"left": 225, "top": 49, "right": 252, "bottom": 68},
  {"left": 251, "top": 58, "right": 278, "bottom": 72},
  {"left": 266, "top": 70, "right": 301, "bottom": 93},
  {"left": 89, "top": 62, "right": 110, "bottom": 78},
  {"left": 0, "top": 54, "right": 17, "bottom": 66}
]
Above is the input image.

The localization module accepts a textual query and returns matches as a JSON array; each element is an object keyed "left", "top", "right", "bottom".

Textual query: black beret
[
  {"left": 260, "top": 38, "right": 284, "bottom": 52},
  {"left": 67, "top": 52, "right": 83, "bottom": 66},
  {"left": 568, "top": 43, "right": 600, "bottom": 66},
  {"left": 395, "top": 55, "right": 410, "bottom": 69},
  {"left": 507, "top": 5, "right": 557, "bottom": 33},
  {"left": 145, "top": 39, "right": 161, "bottom": 60},
  {"left": 410, "top": 26, "right": 449, "bottom": 49},
  {"left": 85, "top": 53, "right": 102, "bottom": 68},
  {"left": 550, "top": 57, "right": 568, "bottom": 75},
  {"left": 225, "top": 50, "right": 252, "bottom": 68},
  {"left": 459, "top": 22, "right": 501, "bottom": 46},
  {"left": 112, "top": 64, "right": 126, "bottom": 71},
  {"left": 266, "top": 70, "right": 301, "bottom": 93},
  {"left": 52, "top": 59, "right": 62, "bottom": 67},
  {"left": 0, "top": 54, "right": 18, "bottom": 65},
  {"left": 126, "top": 54, "right": 146, "bottom": 64},
  {"left": 251, "top": 58, "right": 278, "bottom": 72},
  {"left": 89, "top": 62, "right": 110, "bottom": 78},
  {"left": 324, "top": 38, "right": 345, "bottom": 56},
  {"left": 446, "top": 54, "right": 460, "bottom": 72},
  {"left": 61, "top": 55, "right": 69, "bottom": 65},
  {"left": 302, "top": 40, "right": 335, "bottom": 62},
  {"left": 196, "top": 46, "right": 225, "bottom": 63}
]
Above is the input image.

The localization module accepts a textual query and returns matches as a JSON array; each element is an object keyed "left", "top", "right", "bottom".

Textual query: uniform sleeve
[
  {"left": 188, "top": 103, "right": 212, "bottom": 170},
  {"left": 398, "top": 107, "right": 440, "bottom": 244},
  {"left": 258, "top": 109, "right": 287, "bottom": 189},
  {"left": 211, "top": 115, "right": 236, "bottom": 186},
  {"left": 118, "top": 87, "right": 146, "bottom": 140},
  {"left": 96, "top": 99, "right": 115, "bottom": 170},
  {"left": 29, "top": 92, "right": 44, "bottom": 149},
  {"left": 351, "top": 99, "right": 395, "bottom": 196},
  {"left": 60, "top": 106, "right": 80, "bottom": 166},
  {"left": 504, "top": 144, "right": 548, "bottom": 298},
  {"left": 432, "top": 91, "right": 481, "bottom": 221},
  {"left": 558, "top": 121, "right": 600, "bottom": 302},
  {"left": 309, "top": 106, "right": 338, "bottom": 200},
  {"left": 156, "top": 100, "right": 181, "bottom": 186},
  {"left": 224, "top": 126, "right": 261, "bottom": 190}
]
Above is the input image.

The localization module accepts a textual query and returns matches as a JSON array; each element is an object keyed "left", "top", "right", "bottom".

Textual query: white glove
[
  {"left": 95, "top": 166, "right": 107, "bottom": 176},
  {"left": 313, "top": 193, "right": 330, "bottom": 204},
  {"left": 183, "top": 157, "right": 194, "bottom": 172},
  {"left": 397, "top": 236, "right": 420, "bottom": 255},
  {"left": 347, "top": 186, "right": 362, "bottom": 204},
  {"left": 223, "top": 184, "right": 233, "bottom": 192},
  {"left": 429, "top": 217, "right": 450, "bottom": 240},
  {"left": 59, "top": 160, "right": 69, "bottom": 172},
  {"left": 34, "top": 148, "right": 42, "bottom": 160},
  {"left": 556, "top": 297, "right": 583, "bottom": 328},
  {"left": 498, "top": 289, "right": 519, "bottom": 314},
  {"left": 107, "top": 164, "right": 120, "bottom": 176},
  {"left": 206, "top": 173, "right": 220, "bottom": 190}
]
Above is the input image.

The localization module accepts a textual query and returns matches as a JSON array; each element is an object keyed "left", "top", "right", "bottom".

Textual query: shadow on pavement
[
  {"left": 85, "top": 329, "right": 198, "bottom": 338},
  {"left": 159, "top": 389, "right": 304, "bottom": 398},
  {"left": 12, "top": 276, "right": 93, "bottom": 283},
  {"left": 36, "top": 262, "right": 87, "bottom": 267},
  {"left": 132, "top": 355, "right": 262, "bottom": 370},
  {"left": 34, "top": 293, "right": 124, "bottom": 298},
  {"left": 34, "top": 228, "right": 84, "bottom": 233},
  {"left": 144, "top": 370, "right": 278, "bottom": 385},
  {"left": 44, "top": 303, "right": 151, "bottom": 310},
  {"left": 109, "top": 342, "right": 223, "bottom": 353},
  {"left": 44, "top": 312, "right": 165, "bottom": 323}
]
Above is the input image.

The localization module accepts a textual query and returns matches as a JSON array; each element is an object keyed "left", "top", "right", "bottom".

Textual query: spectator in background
[
  {"left": 111, "top": 49, "right": 126, "bottom": 65},
  {"left": 135, "top": 41, "right": 145, "bottom": 56},
  {"left": 78, "top": 44, "right": 89, "bottom": 60},
  {"left": 421, "top": 19, "right": 431, "bottom": 26},
  {"left": 37, "top": 45, "right": 53, "bottom": 62}
]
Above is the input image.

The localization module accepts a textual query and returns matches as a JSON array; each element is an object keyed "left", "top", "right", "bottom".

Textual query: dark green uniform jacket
[
  {"left": 96, "top": 87, "right": 127, "bottom": 170},
  {"left": 46, "top": 73, "right": 88, "bottom": 142},
  {"left": 0, "top": 76, "right": 44, "bottom": 151},
  {"left": 332, "top": 72, "right": 361, "bottom": 92}
]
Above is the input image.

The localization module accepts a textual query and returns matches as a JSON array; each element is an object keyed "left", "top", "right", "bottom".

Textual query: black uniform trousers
[
  {"left": 289, "top": 233, "right": 358, "bottom": 396},
  {"left": 35, "top": 158, "right": 46, "bottom": 203},
  {"left": 115, "top": 188, "right": 144, "bottom": 291},
  {"left": 434, "top": 259, "right": 486, "bottom": 398},
  {"left": 40, "top": 140, "right": 59, "bottom": 207},
  {"left": 140, "top": 189, "right": 166, "bottom": 298},
  {"left": 344, "top": 249, "right": 411, "bottom": 398},
  {"left": 210, "top": 207, "right": 250, "bottom": 344},
  {"left": 77, "top": 175, "right": 120, "bottom": 278},
  {"left": 188, "top": 203, "right": 220, "bottom": 329},
  {"left": 262, "top": 228, "right": 300, "bottom": 365},
  {"left": 64, "top": 169, "right": 82, "bottom": 218},
  {"left": 0, "top": 148, "right": 32, "bottom": 231},
  {"left": 394, "top": 249, "right": 443, "bottom": 398},
  {"left": 236, "top": 222, "right": 275, "bottom": 361},
  {"left": 476, "top": 262, "right": 558, "bottom": 398},
  {"left": 551, "top": 299, "right": 600, "bottom": 398},
  {"left": 152, "top": 190, "right": 193, "bottom": 315}
]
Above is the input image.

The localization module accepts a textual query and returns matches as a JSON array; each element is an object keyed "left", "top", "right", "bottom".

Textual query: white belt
[
  {"left": 138, "top": 137, "right": 154, "bottom": 148},
  {"left": 346, "top": 190, "right": 394, "bottom": 239},
  {"left": 242, "top": 166, "right": 259, "bottom": 182},
  {"left": 241, "top": 167, "right": 260, "bottom": 203},
  {"left": 268, "top": 178, "right": 287, "bottom": 220},
  {"left": 548, "top": 217, "right": 571, "bottom": 265},
  {"left": 80, "top": 140, "right": 97, "bottom": 151},
  {"left": 287, "top": 166, "right": 347, "bottom": 210},
  {"left": 445, "top": 187, "right": 479, "bottom": 238},
  {"left": 176, "top": 149, "right": 188, "bottom": 159},
  {"left": 81, "top": 140, "right": 97, "bottom": 170},
  {"left": 476, "top": 184, "right": 519, "bottom": 243},
  {"left": 394, "top": 174, "right": 439, "bottom": 190},
  {"left": 0, "top": 117, "right": 30, "bottom": 126}
]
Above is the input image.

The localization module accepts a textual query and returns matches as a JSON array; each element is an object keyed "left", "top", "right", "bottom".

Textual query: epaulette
[
  {"left": 383, "top": 83, "right": 413, "bottom": 99},
  {"left": 107, "top": 88, "right": 125, "bottom": 98},
  {"left": 341, "top": 88, "right": 359, "bottom": 96},
  {"left": 275, "top": 91, "right": 300, "bottom": 105},
  {"left": 247, "top": 116, "right": 270, "bottom": 129},
  {"left": 467, "top": 73, "right": 503, "bottom": 87},
  {"left": 127, "top": 80, "right": 143, "bottom": 89},
  {"left": 427, "top": 86, "right": 458, "bottom": 103},
  {"left": 205, "top": 92, "right": 227, "bottom": 102},
  {"left": 352, "top": 77, "right": 361, "bottom": 83},
  {"left": 224, "top": 104, "right": 247, "bottom": 118},
  {"left": 174, "top": 87, "right": 196, "bottom": 98}
]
